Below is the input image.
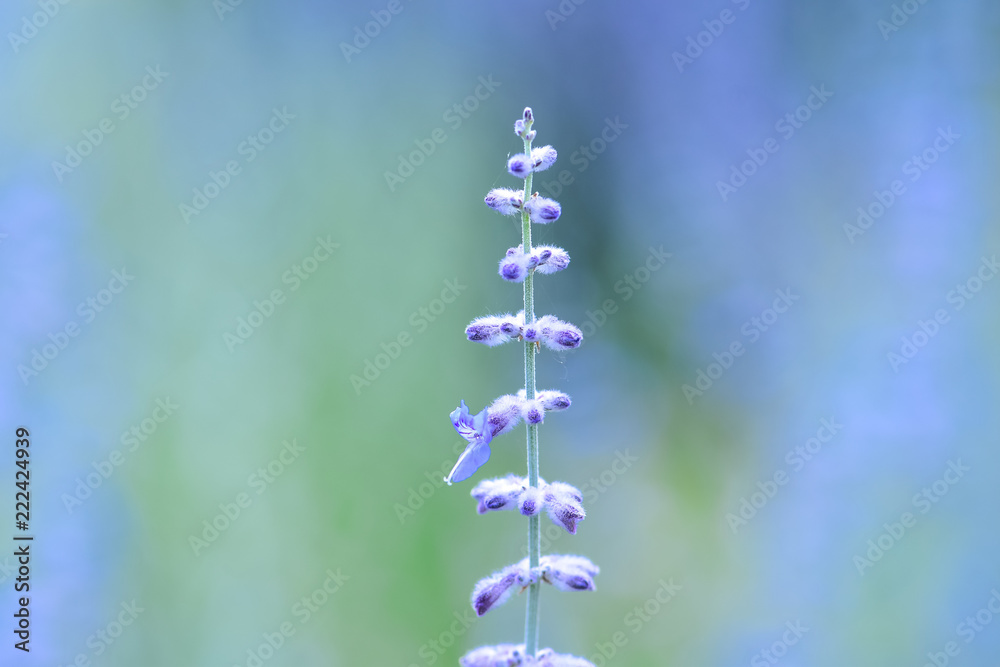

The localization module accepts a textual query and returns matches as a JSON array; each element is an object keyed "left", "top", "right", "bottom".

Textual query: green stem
[{"left": 521, "top": 127, "right": 541, "bottom": 658}]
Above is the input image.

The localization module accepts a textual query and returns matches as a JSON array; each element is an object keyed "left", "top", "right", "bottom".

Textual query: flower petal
[{"left": 444, "top": 441, "right": 492, "bottom": 486}]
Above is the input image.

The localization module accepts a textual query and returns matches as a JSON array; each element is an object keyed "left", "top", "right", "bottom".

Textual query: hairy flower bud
[
  {"left": 471, "top": 475, "right": 526, "bottom": 514},
  {"left": 535, "top": 315, "right": 583, "bottom": 351},
  {"left": 519, "top": 485, "right": 543, "bottom": 516},
  {"left": 525, "top": 129, "right": 536, "bottom": 142},
  {"left": 499, "top": 250, "right": 532, "bottom": 283},
  {"left": 508, "top": 154, "right": 532, "bottom": 179},
  {"left": 485, "top": 188, "right": 524, "bottom": 216},
  {"left": 521, "top": 398, "right": 544, "bottom": 424},
  {"left": 532, "top": 246, "right": 570, "bottom": 274},
  {"left": 471, "top": 566, "right": 522, "bottom": 616},
  {"left": 523, "top": 107, "right": 533, "bottom": 123},
  {"left": 535, "top": 650, "right": 597, "bottom": 667},
  {"left": 487, "top": 394, "right": 524, "bottom": 437},
  {"left": 540, "top": 554, "right": 599, "bottom": 592},
  {"left": 466, "top": 315, "right": 509, "bottom": 347},
  {"left": 461, "top": 644, "right": 528, "bottom": 667},
  {"left": 525, "top": 196, "right": 561, "bottom": 224},
  {"left": 544, "top": 482, "right": 586, "bottom": 534},
  {"left": 521, "top": 389, "right": 571, "bottom": 412},
  {"left": 514, "top": 119, "right": 526, "bottom": 138},
  {"left": 530, "top": 146, "right": 557, "bottom": 172}
]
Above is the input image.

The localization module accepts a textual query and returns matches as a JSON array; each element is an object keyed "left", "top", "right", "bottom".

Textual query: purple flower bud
[
  {"left": 523, "top": 107, "right": 533, "bottom": 123},
  {"left": 540, "top": 554, "right": 599, "bottom": 592},
  {"left": 471, "top": 565, "right": 523, "bottom": 616},
  {"left": 519, "top": 486, "right": 543, "bottom": 516},
  {"left": 499, "top": 321, "right": 520, "bottom": 338},
  {"left": 487, "top": 394, "right": 523, "bottom": 437},
  {"left": 461, "top": 644, "right": 527, "bottom": 667},
  {"left": 544, "top": 482, "right": 586, "bottom": 534},
  {"left": 514, "top": 119, "right": 526, "bottom": 138},
  {"left": 547, "top": 481, "right": 583, "bottom": 503},
  {"left": 499, "top": 250, "right": 532, "bottom": 283},
  {"left": 507, "top": 154, "right": 532, "bottom": 179},
  {"left": 471, "top": 475, "right": 526, "bottom": 514},
  {"left": 522, "top": 324, "right": 539, "bottom": 343},
  {"left": 530, "top": 146, "right": 557, "bottom": 172},
  {"left": 535, "top": 650, "right": 596, "bottom": 667},
  {"left": 466, "top": 315, "right": 512, "bottom": 347},
  {"left": 484, "top": 188, "right": 524, "bottom": 216},
  {"left": 525, "top": 129, "right": 536, "bottom": 142},
  {"left": 535, "top": 315, "right": 583, "bottom": 351},
  {"left": 525, "top": 196, "right": 561, "bottom": 224},
  {"left": 533, "top": 246, "right": 570, "bottom": 275},
  {"left": 535, "top": 389, "right": 571, "bottom": 412},
  {"left": 521, "top": 398, "right": 544, "bottom": 424}
]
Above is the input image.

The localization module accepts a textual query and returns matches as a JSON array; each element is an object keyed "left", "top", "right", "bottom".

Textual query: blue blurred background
[{"left": 2, "top": 1, "right": 999, "bottom": 665}]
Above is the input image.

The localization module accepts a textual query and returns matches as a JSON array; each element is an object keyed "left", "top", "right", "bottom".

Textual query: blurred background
[{"left": 2, "top": 1, "right": 999, "bottom": 665}]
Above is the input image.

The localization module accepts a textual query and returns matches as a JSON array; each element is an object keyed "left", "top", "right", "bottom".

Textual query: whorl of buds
[
  {"left": 470, "top": 476, "right": 584, "bottom": 534},
  {"left": 471, "top": 554, "right": 599, "bottom": 615},
  {"left": 466, "top": 313, "right": 583, "bottom": 350},
  {"left": 461, "top": 644, "right": 597, "bottom": 667}
]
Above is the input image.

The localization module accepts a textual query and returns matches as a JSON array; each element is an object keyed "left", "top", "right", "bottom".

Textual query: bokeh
[{"left": 2, "top": 1, "right": 999, "bottom": 665}]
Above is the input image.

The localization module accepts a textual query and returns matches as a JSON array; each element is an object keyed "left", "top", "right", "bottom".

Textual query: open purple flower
[{"left": 445, "top": 401, "right": 495, "bottom": 485}]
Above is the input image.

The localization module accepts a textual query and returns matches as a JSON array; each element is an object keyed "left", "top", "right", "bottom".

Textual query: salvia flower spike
[{"left": 444, "top": 108, "right": 597, "bottom": 665}]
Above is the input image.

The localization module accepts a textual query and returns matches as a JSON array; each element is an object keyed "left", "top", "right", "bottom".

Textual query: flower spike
[{"left": 448, "top": 107, "right": 601, "bottom": 663}]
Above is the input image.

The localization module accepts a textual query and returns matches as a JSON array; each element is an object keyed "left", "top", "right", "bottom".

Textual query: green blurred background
[{"left": 3, "top": 1, "right": 1000, "bottom": 665}]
